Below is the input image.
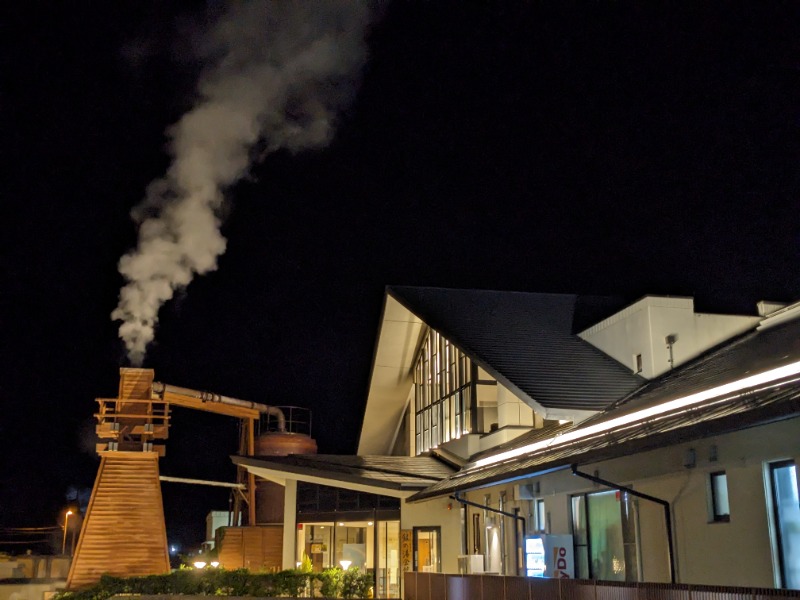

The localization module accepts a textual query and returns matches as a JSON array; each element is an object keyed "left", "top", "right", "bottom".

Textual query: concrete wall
[{"left": 580, "top": 296, "right": 759, "bottom": 379}]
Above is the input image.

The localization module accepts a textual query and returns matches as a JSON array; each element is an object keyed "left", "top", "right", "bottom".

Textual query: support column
[{"left": 282, "top": 479, "right": 298, "bottom": 570}]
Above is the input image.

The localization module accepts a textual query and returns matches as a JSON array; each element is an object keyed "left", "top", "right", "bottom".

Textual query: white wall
[
  {"left": 580, "top": 296, "right": 759, "bottom": 379},
  {"left": 400, "top": 497, "right": 463, "bottom": 574},
  {"left": 497, "top": 384, "right": 535, "bottom": 429},
  {"left": 452, "top": 416, "right": 800, "bottom": 587}
]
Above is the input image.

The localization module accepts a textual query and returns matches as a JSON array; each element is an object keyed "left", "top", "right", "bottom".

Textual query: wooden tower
[{"left": 67, "top": 368, "right": 171, "bottom": 589}]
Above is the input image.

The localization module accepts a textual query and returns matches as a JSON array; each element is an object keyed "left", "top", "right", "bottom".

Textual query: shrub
[
  {"left": 341, "top": 566, "right": 373, "bottom": 599},
  {"left": 52, "top": 564, "right": 374, "bottom": 599},
  {"left": 316, "top": 567, "right": 344, "bottom": 598},
  {"left": 273, "top": 568, "right": 310, "bottom": 598}
]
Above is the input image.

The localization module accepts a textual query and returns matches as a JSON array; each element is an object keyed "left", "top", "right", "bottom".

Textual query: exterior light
[
  {"left": 367, "top": 522, "right": 374, "bottom": 526},
  {"left": 339, "top": 560, "right": 352, "bottom": 570},
  {"left": 193, "top": 561, "right": 207, "bottom": 569},
  {"left": 338, "top": 522, "right": 344, "bottom": 526},
  {"left": 62, "top": 510, "right": 74, "bottom": 555},
  {"left": 210, "top": 561, "right": 219, "bottom": 568}
]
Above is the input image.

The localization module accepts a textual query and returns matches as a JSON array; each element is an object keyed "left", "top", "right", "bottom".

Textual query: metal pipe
[
  {"left": 158, "top": 475, "right": 246, "bottom": 489},
  {"left": 571, "top": 464, "right": 675, "bottom": 583},
  {"left": 153, "top": 382, "right": 286, "bottom": 431}
]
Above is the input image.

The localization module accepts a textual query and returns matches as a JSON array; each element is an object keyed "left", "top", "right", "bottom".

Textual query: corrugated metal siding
[{"left": 388, "top": 287, "right": 643, "bottom": 411}]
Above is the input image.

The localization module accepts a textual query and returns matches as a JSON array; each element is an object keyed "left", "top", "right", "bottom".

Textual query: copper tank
[{"left": 254, "top": 415, "right": 317, "bottom": 524}]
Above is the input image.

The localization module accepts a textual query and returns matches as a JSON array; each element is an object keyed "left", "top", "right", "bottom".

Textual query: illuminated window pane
[{"left": 413, "top": 330, "right": 475, "bottom": 454}]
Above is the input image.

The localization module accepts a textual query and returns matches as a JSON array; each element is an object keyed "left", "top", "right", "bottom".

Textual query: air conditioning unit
[
  {"left": 515, "top": 483, "right": 535, "bottom": 500},
  {"left": 458, "top": 554, "right": 485, "bottom": 574}
]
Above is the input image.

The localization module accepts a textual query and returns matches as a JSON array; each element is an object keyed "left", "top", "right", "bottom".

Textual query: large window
[
  {"left": 769, "top": 460, "right": 800, "bottom": 589},
  {"left": 571, "top": 490, "right": 640, "bottom": 581},
  {"left": 414, "top": 329, "right": 474, "bottom": 454}
]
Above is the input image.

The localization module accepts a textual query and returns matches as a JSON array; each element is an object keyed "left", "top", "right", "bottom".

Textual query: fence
[{"left": 403, "top": 573, "right": 800, "bottom": 600}]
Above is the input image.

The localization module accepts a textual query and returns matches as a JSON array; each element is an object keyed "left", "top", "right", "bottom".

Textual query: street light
[{"left": 62, "top": 510, "right": 73, "bottom": 555}]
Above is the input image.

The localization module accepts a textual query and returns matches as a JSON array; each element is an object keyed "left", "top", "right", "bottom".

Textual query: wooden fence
[{"left": 403, "top": 573, "right": 800, "bottom": 600}]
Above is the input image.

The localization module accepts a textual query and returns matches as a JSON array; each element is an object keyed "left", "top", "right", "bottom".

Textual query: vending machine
[{"left": 524, "top": 534, "right": 574, "bottom": 578}]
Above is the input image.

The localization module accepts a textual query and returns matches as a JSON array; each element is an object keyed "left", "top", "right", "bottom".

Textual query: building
[
  {"left": 236, "top": 287, "right": 799, "bottom": 594},
  {"left": 0, "top": 555, "right": 70, "bottom": 600}
]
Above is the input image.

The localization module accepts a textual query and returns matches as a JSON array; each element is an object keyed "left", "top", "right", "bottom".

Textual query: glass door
[
  {"left": 770, "top": 461, "right": 800, "bottom": 589},
  {"left": 413, "top": 526, "right": 441, "bottom": 572},
  {"left": 376, "top": 521, "right": 400, "bottom": 598}
]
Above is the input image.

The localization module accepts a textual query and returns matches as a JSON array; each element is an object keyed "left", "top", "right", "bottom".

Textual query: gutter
[{"left": 571, "top": 464, "right": 675, "bottom": 584}]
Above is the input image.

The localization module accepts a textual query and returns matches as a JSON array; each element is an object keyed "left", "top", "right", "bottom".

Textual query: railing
[
  {"left": 260, "top": 405, "right": 312, "bottom": 436},
  {"left": 403, "top": 573, "right": 800, "bottom": 600}
]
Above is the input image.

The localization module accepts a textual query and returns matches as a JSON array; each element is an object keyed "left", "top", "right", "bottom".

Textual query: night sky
[{"left": 2, "top": 2, "right": 800, "bottom": 552}]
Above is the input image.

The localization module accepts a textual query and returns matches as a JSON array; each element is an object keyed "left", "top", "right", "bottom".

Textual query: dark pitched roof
[
  {"left": 233, "top": 454, "right": 455, "bottom": 492},
  {"left": 408, "top": 315, "right": 800, "bottom": 502},
  {"left": 388, "top": 286, "right": 644, "bottom": 411}
]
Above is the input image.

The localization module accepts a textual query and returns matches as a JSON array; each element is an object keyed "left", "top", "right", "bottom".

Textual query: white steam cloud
[{"left": 112, "top": 1, "right": 375, "bottom": 365}]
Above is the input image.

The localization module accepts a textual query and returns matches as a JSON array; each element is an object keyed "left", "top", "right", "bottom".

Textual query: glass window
[
  {"left": 588, "top": 490, "right": 626, "bottom": 581},
  {"left": 535, "top": 499, "right": 546, "bottom": 532},
  {"left": 571, "top": 490, "right": 639, "bottom": 582},
  {"left": 297, "top": 523, "right": 333, "bottom": 571},
  {"left": 413, "top": 527, "right": 441, "bottom": 572},
  {"left": 571, "top": 495, "right": 590, "bottom": 578},
  {"left": 710, "top": 471, "right": 730, "bottom": 522},
  {"left": 376, "top": 521, "right": 400, "bottom": 598},
  {"left": 770, "top": 461, "right": 800, "bottom": 589},
  {"left": 413, "top": 329, "right": 474, "bottom": 454}
]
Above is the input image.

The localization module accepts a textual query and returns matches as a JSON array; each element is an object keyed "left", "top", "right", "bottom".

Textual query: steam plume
[{"left": 112, "top": 1, "right": 374, "bottom": 365}]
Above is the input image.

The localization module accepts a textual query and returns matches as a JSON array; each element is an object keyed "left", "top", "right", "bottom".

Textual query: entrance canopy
[{"left": 233, "top": 454, "right": 456, "bottom": 498}]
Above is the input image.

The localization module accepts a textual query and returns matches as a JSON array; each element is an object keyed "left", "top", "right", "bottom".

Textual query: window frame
[
  {"left": 413, "top": 328, "right": 474, "bottom": 454},
  {"left": 709, "top": 471, "right": 731, "bottom": 523}
]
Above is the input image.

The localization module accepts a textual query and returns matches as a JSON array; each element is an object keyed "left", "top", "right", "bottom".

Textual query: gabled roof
[
  {"left": 408, "top": 313, "right": 800, "bottom": 501},
  {"left": 388, "top": 286, "right": 644, "bottom": 411}
]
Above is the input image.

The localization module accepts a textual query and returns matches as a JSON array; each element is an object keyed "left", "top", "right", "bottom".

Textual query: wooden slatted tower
[{"left": 67, "top": 368, "right": 171, "bottom": 589}]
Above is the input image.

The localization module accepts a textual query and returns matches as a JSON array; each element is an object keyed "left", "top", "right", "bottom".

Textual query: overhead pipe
[
  {"left": 571, "top": 464, "right": 675, "bottom": 583},
  {"left": 152, "top": 382, "right": 286, "bottom": 431}
]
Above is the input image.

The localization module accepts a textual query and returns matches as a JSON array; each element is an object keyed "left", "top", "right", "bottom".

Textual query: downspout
[
  {"left": 452, "top": 492, "right": 526, "bottom": 575},
  {"left": 571, "top": 464, "right": 675, "bottom": 584}
]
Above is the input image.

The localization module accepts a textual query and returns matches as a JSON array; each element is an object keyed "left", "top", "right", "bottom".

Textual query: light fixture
[
  {"left": 473, "top": 359, "right": 800, "bottom": 469},
  {"left": 339, "top": 560, "right": 352, "bottom": 570},
  {"left": 210, "top": 561, "right": 219, "bottom": 568},
  {"left": 367, "top": 521, "right": 374, "bottom": 526},
  {"left": 338, "top": 522, "right": 344, "bottom": 526},
  {"left": 62, "top": 510, "right": 73, "bottom": 555},
  {"left": 193, "top": 561, "right": 207, "bottom": 569}
]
